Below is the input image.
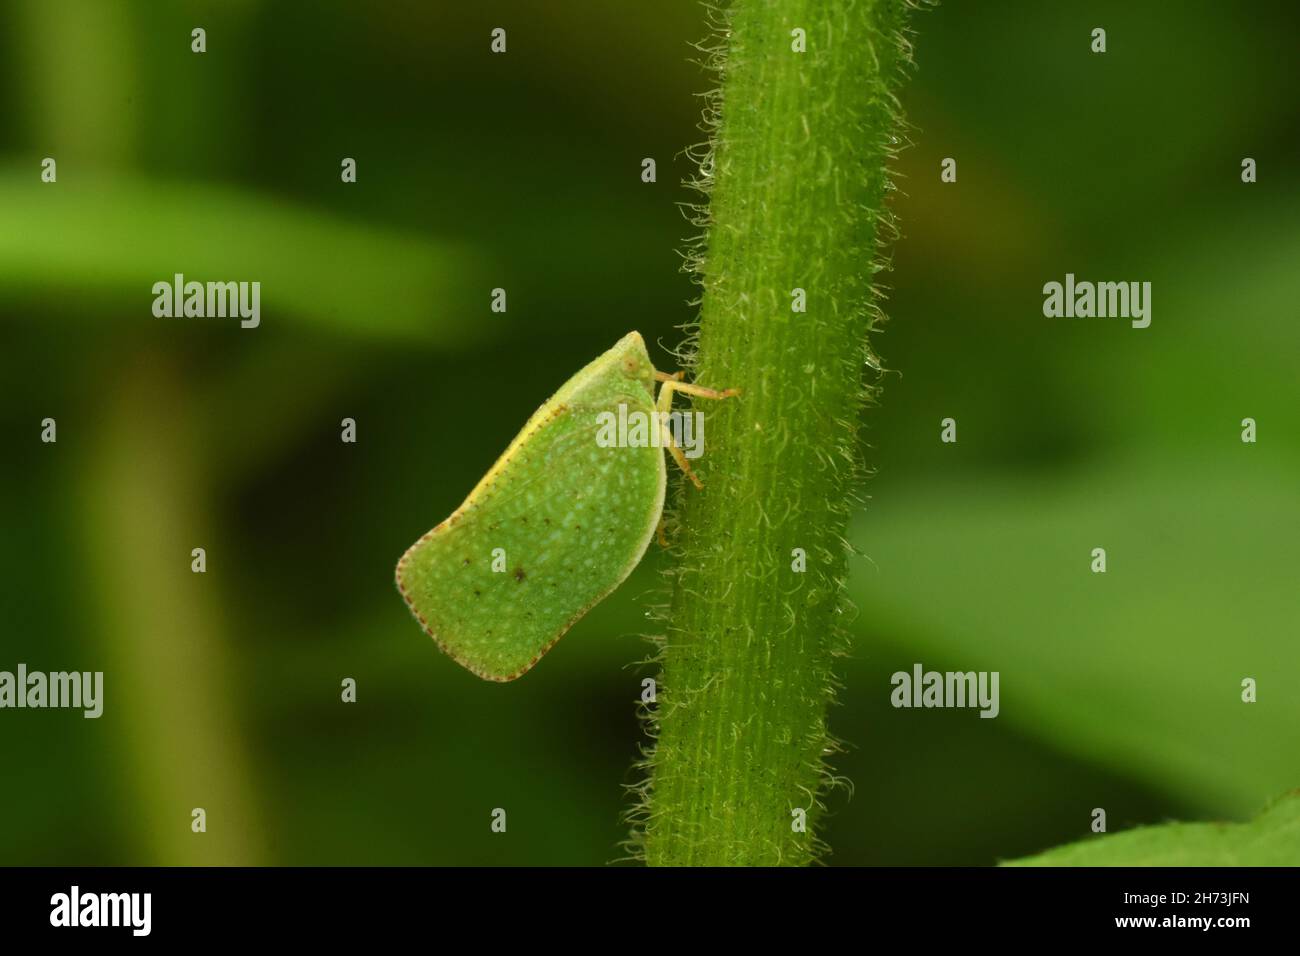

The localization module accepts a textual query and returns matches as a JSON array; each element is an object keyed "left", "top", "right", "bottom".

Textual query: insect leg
[
  {"left": 654, "top": 377, "right": 739, "bottom": 489},
  {"left": 659, "top": 421, "right": 704, "bottom": 489},
  {"left": 655, "top": 378, "right": 741, "bottom": 414}
]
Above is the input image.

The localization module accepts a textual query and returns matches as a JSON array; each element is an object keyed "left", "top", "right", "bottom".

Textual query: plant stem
[{"left": 637, "top": 0, "right": 923, "bottom": 866}]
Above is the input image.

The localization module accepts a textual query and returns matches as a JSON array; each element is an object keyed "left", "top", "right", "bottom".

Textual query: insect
[{"left": 395, "top": 331, "right": 738, "bottom": 681}]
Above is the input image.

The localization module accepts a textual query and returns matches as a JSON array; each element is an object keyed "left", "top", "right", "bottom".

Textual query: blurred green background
[{"left": 2, "top": 0, "right": 1297, "bottom": 865}]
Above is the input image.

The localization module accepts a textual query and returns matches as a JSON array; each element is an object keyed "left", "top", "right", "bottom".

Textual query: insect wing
[{"left": 397, "top": 396, "right": 665, "bottom": 680}]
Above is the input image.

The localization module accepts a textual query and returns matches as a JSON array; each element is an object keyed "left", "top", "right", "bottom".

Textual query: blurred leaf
[
  {"left": 0, "top": 167, "right": 493, "bottom": 344},
  {"left": 1004, "top": 791, "right": 1300, "bottom": 866},
  {"left": 848, "top": 461, "right": 1300, "bottom": 816}
]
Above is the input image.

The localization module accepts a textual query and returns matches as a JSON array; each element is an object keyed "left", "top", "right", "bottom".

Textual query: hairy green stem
[{"left": 637, "top": 0, "right": 923, "bottom": 866}]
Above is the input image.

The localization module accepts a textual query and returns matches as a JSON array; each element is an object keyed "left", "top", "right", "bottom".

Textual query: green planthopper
[{"left": 396, "top": 331, "right": 737, "bottom": 680}]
